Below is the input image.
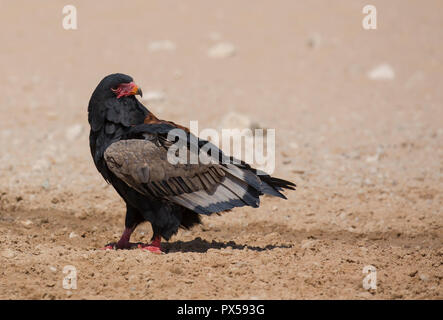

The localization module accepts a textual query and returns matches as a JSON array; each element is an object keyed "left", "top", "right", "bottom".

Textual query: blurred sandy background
[{"left": 0, "top": 0, "right": 441, "bottom": 299}]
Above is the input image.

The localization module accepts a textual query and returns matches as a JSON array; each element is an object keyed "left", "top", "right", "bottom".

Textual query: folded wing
[{"left": 104, "top": 124, "right": 295, "bottom": 215}]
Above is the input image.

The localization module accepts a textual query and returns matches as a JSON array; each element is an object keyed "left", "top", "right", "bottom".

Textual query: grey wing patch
[{"left": 169, "top": 170, "right": 260, "bottom": 215}]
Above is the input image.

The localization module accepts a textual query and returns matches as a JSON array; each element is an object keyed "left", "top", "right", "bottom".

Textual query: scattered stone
[
  {"left": 65, "top": 124, "right": 83, "bottom": 141},
  {"left": 173, "top": 70, "right": 183, "bottom": 79},
  {"left": 39, "top": 218, "right": 49, "bottom": 225},
  {"left": 74, "top": 211, "right": 87, "bottom": 220},
  {"left": 347, "top": 226, "right": 357, "bottom": 232},
  {"left": 141, "top": 91, "right": 166, "bottom": 103},
  {"left": 408, "top": 270, "right": 418, "bottom": 277},
  {"left": 307, "top": 33, "right": 322, "bottom": 48},
  {"left": 419, "top": 273, "right": 429, "bottom": 282},
  {"left": 69, "top": 232, "right": 78, "bottom": 239},
  {"left": 21, "top": 220, "right": 33, "bottom": 228},
  {"left": 360, "top": 247, "right": 368, "bottom": 254},
  {"left": 367, "top": 64, "right": 395, "bottom": 80},
  {"left": 33, "top": 159, "right": 51, "bottom": 171},
  {"left": 170, "top": 266, "right": 183, "bottom": 275},
  {"left": 2, "top": 249, "right": 16, "bottom": 258},
  {"left": 346, "top": 150, "right": 361, "bottom": 160},
  {"left": 41, "top": 179, "right": 50, "bottom": 190},
  {"left": 208, "top": 42, "right": 236, "bottom": 58},
  {"left": 301, "top": 239, "right": 318, "bottom": 250},
  {"left": 219, "top": 112, "right": 259, "bottom": 134},
  {"left": 49, "top": 266, "right": 57, "bottom": 272},
  {"left": 366, "top": 145, "right": 385, "bottom": 162},
  {"left": 148, "top": 40, "right": 176, "bottom": 52},
  {"left": 366, "top": 155, "right": 378, "bottom": 163}
]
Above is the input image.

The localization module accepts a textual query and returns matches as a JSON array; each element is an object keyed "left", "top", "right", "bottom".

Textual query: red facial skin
[{"left": 112, "top": 82, "right": 140, "bottom": 99}]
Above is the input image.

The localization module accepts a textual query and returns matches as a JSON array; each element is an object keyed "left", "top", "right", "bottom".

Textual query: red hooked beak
[{"left": 112, "top": 82, "right": 143, "bottom": 99}]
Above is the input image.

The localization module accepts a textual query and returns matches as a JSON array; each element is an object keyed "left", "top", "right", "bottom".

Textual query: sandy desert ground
[{"left": 0, "top": 1, "right": 441, "bottom": 299}]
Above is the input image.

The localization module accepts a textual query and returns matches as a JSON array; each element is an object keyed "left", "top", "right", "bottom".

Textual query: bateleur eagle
[{"left": 88, "top": 73, "right": 295, "bottom": 253}]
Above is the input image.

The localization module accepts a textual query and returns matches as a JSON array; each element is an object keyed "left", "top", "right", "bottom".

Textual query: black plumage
[{"left": 88, "top": 73, "right": 296, "bottom": 252}]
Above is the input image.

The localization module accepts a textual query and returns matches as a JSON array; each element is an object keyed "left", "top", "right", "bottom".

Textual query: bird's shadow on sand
[{"left": 163, "top": 237, "right": 292, "bottom": 253}]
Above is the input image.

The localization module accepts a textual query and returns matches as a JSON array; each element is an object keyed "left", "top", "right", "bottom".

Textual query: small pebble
[
  {"left": 69, "top": 232, "right": 78, "bottom": 239},
  {"left": 65, "top": 124, "right": 83, "bottom": 141},
  {"left": 208, "top": 42, "right": 236, "bottom": 58},
  {"left": 148, "top": 40, "right": 176, "bottom": 52},
  {"left": 368, "top": 64, "right": 395, "bottom": 80}
]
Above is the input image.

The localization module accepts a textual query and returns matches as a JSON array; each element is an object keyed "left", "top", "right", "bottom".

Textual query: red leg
[
  {"left": 138, "top": 235, "right": 163, "bottom": 254},
  {"left": 102, "top": 227, "right": 139, "bottom": 250}
]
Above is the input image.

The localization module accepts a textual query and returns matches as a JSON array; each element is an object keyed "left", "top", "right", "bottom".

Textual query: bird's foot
[
  {"left": 138, "top": 244, "right": 164, "bottom": 254},
  {"left": 138, "top": 236, "right": 163, "bottom": 254},
  {"left": 102, "top": 241, "right": 140, "bottom": 250},
  {"left": 102, "top": 243, "right": 115, "bottom": 250}
]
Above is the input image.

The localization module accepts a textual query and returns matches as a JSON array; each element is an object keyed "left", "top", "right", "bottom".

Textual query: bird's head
[
  {"left": 88, "top": 73, "right": 146, "bottom": 132},
  {"left": 92, "top": 73, "right": 143, "bottom": 100}
]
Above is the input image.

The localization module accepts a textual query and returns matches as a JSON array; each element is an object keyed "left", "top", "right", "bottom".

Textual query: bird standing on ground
[{"left": 88, "top": 73, "right": 295, "bottom": 253}]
